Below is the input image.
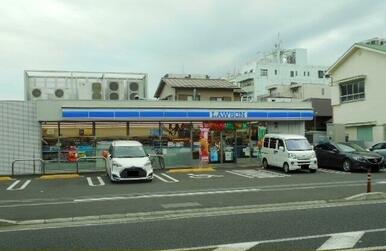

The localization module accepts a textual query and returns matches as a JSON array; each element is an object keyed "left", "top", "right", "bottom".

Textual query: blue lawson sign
[
  {"left": 62, "top": 108, "right": 314, "bottom": 121},
  {"left": 210, "top": 111, "right": 247, "bottom": 119}
]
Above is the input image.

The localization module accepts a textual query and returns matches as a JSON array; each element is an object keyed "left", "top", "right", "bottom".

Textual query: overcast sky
[{"left": 0, "top": 0, "right": 385, "bottom": 99}]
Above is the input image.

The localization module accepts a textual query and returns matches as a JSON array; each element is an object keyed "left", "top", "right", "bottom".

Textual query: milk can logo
[{"left": 210, "top": 111, "right": 247, "bottom": 119}]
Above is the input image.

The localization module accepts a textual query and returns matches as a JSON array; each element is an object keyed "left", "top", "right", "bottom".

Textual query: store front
[{"left": 37, "top": 100, "right": 314, "bottom": 172}]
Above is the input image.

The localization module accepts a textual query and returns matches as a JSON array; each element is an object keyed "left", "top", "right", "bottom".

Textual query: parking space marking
[
  {"left": 86, "top": 176, "right": 105, "bottom": 187},
  {"left": 153, "top": 173, "right": 179, "bottom": 183},
  {"left": 318, "top": 168, "right": 350, "bottom": 174},
  {"left": 6, "top": 180, "right": 31, "bottom": 191},
  {"left": 226, "top": 169, "right": 288, "bottom": 179},
  {"left": 168, "top": 228, "right": 386, "bottom": 251},
  {"left": 226, "top": 170, "right": 254, "bottom": 178},
  {"left": 317, "top": 231, "right": 364, "bottom": 250},
  {"left": 188, "top": 174, "right": 224, "bottom": 179}
]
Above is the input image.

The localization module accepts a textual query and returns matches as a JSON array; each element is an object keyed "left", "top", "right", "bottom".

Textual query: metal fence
[{"left": 10, "top": 155, "right": 165, "bottom": 176}]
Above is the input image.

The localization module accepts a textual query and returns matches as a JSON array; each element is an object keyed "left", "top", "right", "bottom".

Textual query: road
[{"left": 1, "top": 167, "right": 386, "bottom": 250}]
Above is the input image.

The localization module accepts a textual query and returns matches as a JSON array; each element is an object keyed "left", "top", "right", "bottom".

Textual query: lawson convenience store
[{"left": 35, "top": 100, "right": 314, "bottom": 170}]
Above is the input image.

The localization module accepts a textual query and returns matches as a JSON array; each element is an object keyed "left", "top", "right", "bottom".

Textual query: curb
[{"left": 39, "top": 174, "right": 81, "bottom": 180}]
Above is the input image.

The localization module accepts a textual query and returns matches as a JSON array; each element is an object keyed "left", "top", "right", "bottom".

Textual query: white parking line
[
  {"left": 86, "top": 177, "right": 105, "bottom": 187},
  {"left": 6, "top": 180, "right": 31, "bottom": 191},
  {"left": 213, "top": 242, "right": 258, "bottom": 251},
  {"left": 153, "top": 173, "right": 179, "bottom": 183},
  {"left": 167, "top": 228, "right": 386, "bottom": 251},
  {"left": 226, "top": 170, "right": 254, "bottom": 178},
  {"left": 160, "top": 173, "right": 179, "bottom": 182},
  {"left": 226, "top": 169, "right": 288, "bottom": 178},
  {"left": 317, "top": 231, "right": 365, "bottom": 250}
]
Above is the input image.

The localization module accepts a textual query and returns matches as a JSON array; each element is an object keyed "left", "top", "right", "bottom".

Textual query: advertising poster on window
[{"left": 199, "top": 128, "right": 209, "bottom": 162}]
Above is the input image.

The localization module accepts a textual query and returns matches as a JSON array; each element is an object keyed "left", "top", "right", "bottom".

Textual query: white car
[
  {"left": 261, "top": 134, "right": 318, "bottom": 173},
  {"left": 106, "top": 140, "right": 153, "bottom": 182}
]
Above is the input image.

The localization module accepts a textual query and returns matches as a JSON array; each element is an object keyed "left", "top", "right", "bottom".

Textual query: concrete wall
[
  {"left": 266, "top": 121, "right": 305, "bottom": 135},
  {"left": 330, "top": 47, "right": 386, "bottom": 144},
  {"left": 0, "top": 101, "right": 41, "bottom": 175}
]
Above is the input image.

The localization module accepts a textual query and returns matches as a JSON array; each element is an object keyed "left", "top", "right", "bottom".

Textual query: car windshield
[
  {"left": 336, "top": 143, "right": 366, "bottom": 153},
  {"left": 286, "top": 139, "right": 312, "bottom": 151},
  {"left": 113, "top": 146, "right": 147, "bottom": 158}
]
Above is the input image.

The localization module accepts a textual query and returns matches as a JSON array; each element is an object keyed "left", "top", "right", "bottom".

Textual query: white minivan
[
  {"left": 105, "top": 140, "right": 154, "bottom": 182},
  {"left": 261, "top": 134, "right": 318, "bottom": 173}
]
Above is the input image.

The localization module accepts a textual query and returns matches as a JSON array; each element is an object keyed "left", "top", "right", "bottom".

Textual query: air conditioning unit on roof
[
  {"left": 106, "top": 80, "right": 124, "bottom": 100},
  {"left": 127, "top": 79, "right": 145, "bottom": 100}
]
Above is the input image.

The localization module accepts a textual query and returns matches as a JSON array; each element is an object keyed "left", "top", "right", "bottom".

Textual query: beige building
[
  {"left": 154, "top": 74, "right": 242, "bottom": 101},
  {"left": 327, "top": 38, "right": 386, "bottom": 146}
]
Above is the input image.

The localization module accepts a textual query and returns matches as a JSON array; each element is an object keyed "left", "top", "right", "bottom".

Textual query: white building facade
[
  {"left": 261, "top": 83, "right": 331, "bottom": 102},
  {"left": 327, "top": 38, "right": 386, "bottom": 146},
  {"left": 230, "top": 47, "right": 329, "bottom": 101}
]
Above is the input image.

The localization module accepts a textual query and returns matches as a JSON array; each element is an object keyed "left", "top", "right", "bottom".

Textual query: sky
[{"left": 0, "top": 0, "right": 385, "bottom": 100}]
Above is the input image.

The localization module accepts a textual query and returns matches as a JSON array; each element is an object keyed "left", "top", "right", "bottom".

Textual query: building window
[
  {"left": 318, "top": 70, "right": 324, "bottom": 78},
  {"left": 249, "top": 69, "right": 253, "bottom": 73},
  {"left": 260, "top": 69, "right": 268, "bottom": 77},
  {"left": 209, "top": 97, "right": 231, "bottom": 101},
  {"left": 307, "top": 72, "right": 310, "bottom": 76},
  {"left": 340, "top": 79, "right": 365, "bottom": 103},
  {"left": 178, "top": 94, "right": 200, "bottom": 101},
  {"left": 240, "top": 79, "right": 253, "bottom": 88},
  {"left": 274, "top": 69, "right": 278, "bottom": 75},
  {"left": 303, "top": 71, "right": 306, "bottom": 76},
  {"left": 321, "top": 88, "right": 325, "bottom": 95},
  {"left": 290, "top": 71, "right": 294, "bottom": 77},
  {"left": 295, "top": 71, "right": 298, "bottom": 76}
]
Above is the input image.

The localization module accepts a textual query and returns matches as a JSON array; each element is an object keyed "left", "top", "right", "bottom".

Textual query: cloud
[{"left": 0, "top": 0, "right": 385, "bottom": 99}]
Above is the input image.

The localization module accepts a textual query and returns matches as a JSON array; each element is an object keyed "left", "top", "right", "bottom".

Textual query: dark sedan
[
  {"left": 315, "top": 142, "right": 384, "bottom": 172},
  {"left": 369, "top": 142, "right": 386, "bottom": 166}
]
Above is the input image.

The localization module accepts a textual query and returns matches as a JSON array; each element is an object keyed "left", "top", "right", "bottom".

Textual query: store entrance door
[{"left": 208, "top": 129, "right": 236, "bottom": 164}]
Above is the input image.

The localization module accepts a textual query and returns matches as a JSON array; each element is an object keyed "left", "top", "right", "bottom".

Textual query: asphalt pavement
[{"left": 1, "top": 166, "right": 386, "bottom": 250}]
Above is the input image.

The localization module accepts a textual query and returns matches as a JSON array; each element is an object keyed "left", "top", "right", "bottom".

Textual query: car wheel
[
  {"left": 283, "top": 162, "right": 290, "bottom": 173},
  {"left": 342, "top": 159, "right": 352, "bottom": 172},
  {"left": 310, "top": 169, "right": 317, "bottom": 173},
  {"left": 262, "top": 158, "right": 269, "bottom": 169}
]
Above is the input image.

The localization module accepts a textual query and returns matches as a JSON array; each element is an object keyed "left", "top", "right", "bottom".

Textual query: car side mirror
[
  {"left": 279, "top": 146, "right": 285, "bottom": 152},
  {"left": 332, "top": 149, "right": 339, "bottom": 153},
  {"left": 368, "top": 147, "right": 373, "bottom": 151}
]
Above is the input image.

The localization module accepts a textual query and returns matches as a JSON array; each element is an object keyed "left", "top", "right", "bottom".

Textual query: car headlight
[
  {"left": 288, "top": 153, "right": 296, "bottom": 159},
  {"left": 112, "top": 161, "right": 122, "bottom": 167},
  {"left": 144, "top": 161, "right": 152, "bottom": 168},
  {"left": 352, "top": 156, "right": 366, "bottom": 162},
  {"left": 310, "top": 152, "right": 316, "bottom": 158}
]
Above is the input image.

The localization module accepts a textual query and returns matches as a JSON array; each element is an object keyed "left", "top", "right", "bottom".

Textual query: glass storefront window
[
  {"left": 95, "top": 122, "right": 128, "bottom": 139},
  {"left": 160, "top": 122, "right": 198, "bottom": 167},
  {"left": 129, "top": 122, "right": 161, "bottom": 154},
  {"left": 42, "top": 122, "right": 59, "bottom": 161}
]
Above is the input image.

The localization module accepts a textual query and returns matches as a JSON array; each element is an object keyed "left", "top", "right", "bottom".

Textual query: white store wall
[{"left": 0, "top": 101, "right": 41, "bottom": 175}]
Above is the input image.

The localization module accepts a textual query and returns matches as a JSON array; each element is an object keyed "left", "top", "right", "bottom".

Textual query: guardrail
[
  {"left": 11, "top": 159, "right": 45, "bottom": 176},
  {"left": 10, "top": 155, "right": 163, "bottom": 176},
  {"left": 76, "top": 156, "right": 108, "bottom": 173}
]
